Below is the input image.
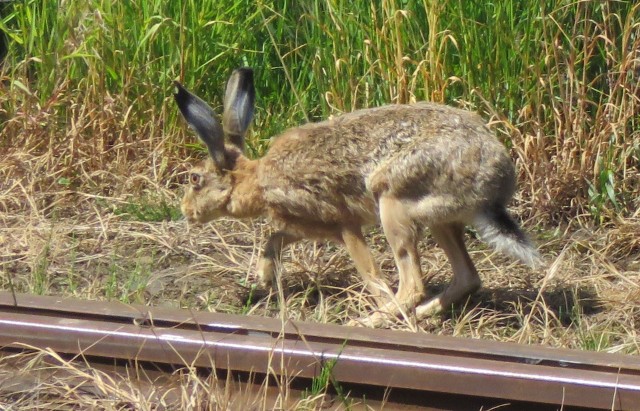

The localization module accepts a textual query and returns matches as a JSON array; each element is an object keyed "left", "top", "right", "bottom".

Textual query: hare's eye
[{"left": 189, "top": 173, "right": 201, "bottom": 186}]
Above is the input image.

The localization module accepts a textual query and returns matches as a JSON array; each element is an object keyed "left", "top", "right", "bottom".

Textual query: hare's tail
[{"left": 472, "top": 205, "right": 541, "bottom": 268}]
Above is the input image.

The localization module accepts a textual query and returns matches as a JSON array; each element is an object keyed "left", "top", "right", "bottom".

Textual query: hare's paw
[
  {"left": 346, "top": 311, "right": 395, "bottom": 328},
  {"left": 254, "top": 258, "right": 276, "bottom": 288}
]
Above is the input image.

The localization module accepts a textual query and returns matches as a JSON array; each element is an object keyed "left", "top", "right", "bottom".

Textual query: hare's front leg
[
  {"left": 341, "top": 227, "right": 394, "bottom": 305},
  {"left": 257, "top": 232, "right": 299, "bottom": 287}
]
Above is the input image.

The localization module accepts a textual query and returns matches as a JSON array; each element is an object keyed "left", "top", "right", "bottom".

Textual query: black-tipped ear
[
  {"left": 174, "top": 81, "right": 227, "bottom": 170},
  {"left": 222, "top": 68, "right": 255, "bottom": 150}
]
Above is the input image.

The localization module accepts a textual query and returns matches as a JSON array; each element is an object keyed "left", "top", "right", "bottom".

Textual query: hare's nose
[
  {"left": 180, "top": 204, "right": 196, "bottom": 222},
  {"left": 186, "top": 211, "right": 198, "bottom": 223}
]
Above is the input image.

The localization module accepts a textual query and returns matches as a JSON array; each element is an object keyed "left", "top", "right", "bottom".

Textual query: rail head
[{"left": 0, "top": 291, "right": 638, "bottom": 410}]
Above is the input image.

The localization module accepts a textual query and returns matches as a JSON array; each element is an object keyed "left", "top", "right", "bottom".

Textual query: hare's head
[{"left": 174, "top": 68, "right": 255, "bottom": 223}]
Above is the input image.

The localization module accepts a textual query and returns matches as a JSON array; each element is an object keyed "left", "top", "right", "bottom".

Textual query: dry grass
[
  {"left": 0, "top": 347, "right": 360, "bottom": 410},
  {"left": 1, "top": 146, "right": 639, "bottom": 407}
]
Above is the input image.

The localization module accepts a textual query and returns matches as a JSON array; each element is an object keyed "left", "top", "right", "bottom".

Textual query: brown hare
[{"left": 174, "top": 67, "right": 540, "bottom": 326}]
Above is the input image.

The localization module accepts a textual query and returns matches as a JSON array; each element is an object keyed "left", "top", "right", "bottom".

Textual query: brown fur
[{"left": 175, "top": 71, "right": 540, "bottom": 326}]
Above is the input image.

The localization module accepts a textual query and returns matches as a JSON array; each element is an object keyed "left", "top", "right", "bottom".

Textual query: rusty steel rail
[{"left": 0, "top": 291, "right": 639, "bottom": 410}]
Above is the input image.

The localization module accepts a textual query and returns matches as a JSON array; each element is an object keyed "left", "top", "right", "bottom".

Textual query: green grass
[
  {"left": 302, "top": 342, "right": 349, "bottom": 408},
  {"left": 1, "top": 0, "right": 638, "bottom": 223},
  {"left": 113, "top": 197, "right": 182, "bottom": 222},
  {"left": 29, "top": 222, "right": 56, "bottom": 295},
  {"left": 31, "top": 240, "right": 50, "bottom": 295},
  {"left": 104, "top": 250, "right": 154, "bottom": 303}
]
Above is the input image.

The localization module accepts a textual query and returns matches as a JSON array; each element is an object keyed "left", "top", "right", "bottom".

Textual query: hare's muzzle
[{"left": 180, "top": 199, "right": 198, "bottom": 223}]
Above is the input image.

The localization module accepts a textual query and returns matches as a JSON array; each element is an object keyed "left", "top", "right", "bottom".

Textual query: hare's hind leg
[{"left": 415, "top": 223, "right": 481, "bottom": 318}]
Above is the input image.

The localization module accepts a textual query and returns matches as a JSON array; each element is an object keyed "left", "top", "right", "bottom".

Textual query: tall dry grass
[{"left": 0, "top": 0, "right": 637, "bottom": 223}]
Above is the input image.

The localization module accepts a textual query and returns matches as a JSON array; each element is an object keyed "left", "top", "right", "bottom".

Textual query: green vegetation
[
  {"left": 31, "top": 234, "right": 51, "bottom": 295},
  {"left": 302, "top": 342, "right": 349, "bottom": 409},
  {"left": 112, "top": 196, "right": 182, "bottom": 222},
  {"left": 1, "top": 0, "right": 637, "bottom": 222}
]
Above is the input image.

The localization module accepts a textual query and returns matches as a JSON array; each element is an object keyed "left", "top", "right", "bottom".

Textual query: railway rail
[{"left": 0, "top": 291, "right": 639, "bottom": 410}]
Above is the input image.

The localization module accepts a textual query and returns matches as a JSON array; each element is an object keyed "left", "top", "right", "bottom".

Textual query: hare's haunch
[{"left": 174, "top": 68, "right": 540, "bottom": 326}]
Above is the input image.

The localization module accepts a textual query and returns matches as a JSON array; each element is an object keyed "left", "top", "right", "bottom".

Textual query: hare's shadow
[
  {"left": 451, "top": 285, "right": 602, "bottom": 327},
  {"left": 240, "top": 268, "right": 366, "bottom": 307},
  {"left": 242, "top": 270, "right": 602, "bottom": 328}
]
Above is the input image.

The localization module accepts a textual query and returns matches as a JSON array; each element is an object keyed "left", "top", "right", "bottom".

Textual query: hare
[{"left": 174, "top": 67, "right": 540, "bottom": 326}]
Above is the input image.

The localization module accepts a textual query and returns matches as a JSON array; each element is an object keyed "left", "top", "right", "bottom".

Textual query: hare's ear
[
  {"left": 222, "top": 67, "right": 255, "bottom": 150},
  {"left": 174, "top": 81, "right": 227, "bottom": 170}
]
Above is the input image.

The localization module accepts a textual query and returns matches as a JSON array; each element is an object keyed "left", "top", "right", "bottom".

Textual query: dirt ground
[{"left": 2, "top": 189, "right": 639, "bottom": 352}]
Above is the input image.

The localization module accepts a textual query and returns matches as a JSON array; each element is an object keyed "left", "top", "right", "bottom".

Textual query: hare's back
[
  {"left": 258, "top": 103, "right": 512, "bottom": 223},
  {"left": 262, "top": 102, "right": 506, "bottom": 184},
  {"left": 361, "top": 104, "right": 516, "bottom": 211},
  {"left": 265, "top": 102, "right": 489, "bottom": 163}
]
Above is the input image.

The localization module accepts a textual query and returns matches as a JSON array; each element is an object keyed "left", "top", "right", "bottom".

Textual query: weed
[
  {"left": 303, "top": 342, "right": 349, "bottom": 408},
  {"left": 31, "top": 242, "right": 49, "bottom": 295},
  {"left": 113, "top": 197, "right": 181, "bottom": 222},
  {"left": 588, "top": 155, "right": 624, "bottom": 223},
  {"left": 241, "top": 283, "right": 257, "bottom": 315},
  {"left": 62, "top": 235, "right": 79, "bottom": 294},
  {"left": 30, "top": 226, "right": 55, "bottom": 295},
  {"left": 104, "top": 253, "right": 119, "bottom": 301},
  {"left": 121, "top": 256, "right": 153, "bottom": 304}
]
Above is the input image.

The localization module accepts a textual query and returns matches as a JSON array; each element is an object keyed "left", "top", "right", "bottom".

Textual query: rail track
[{"left": 0, "top": 291, "right": 639, "bottom": 410}]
